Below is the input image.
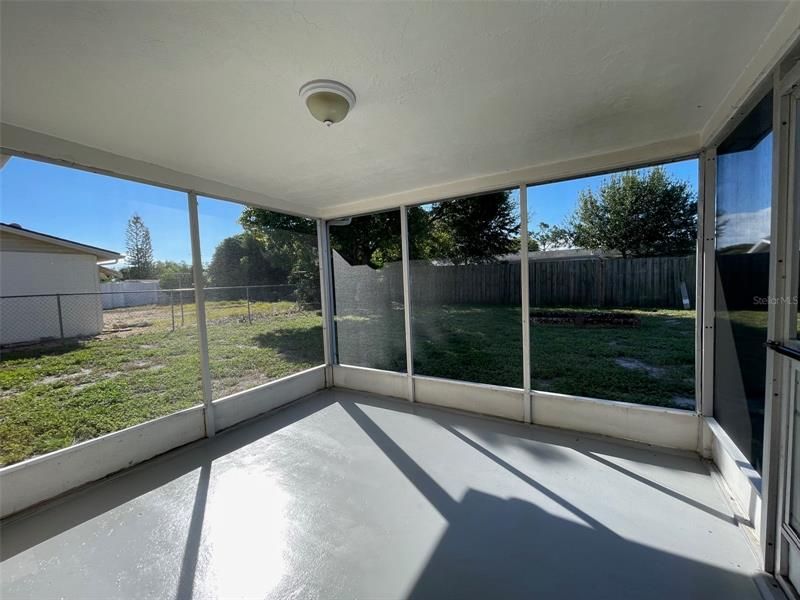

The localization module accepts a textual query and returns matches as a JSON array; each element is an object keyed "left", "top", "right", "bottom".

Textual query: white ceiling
[{"left": 0, "top": 1, "right": 792, "bottom": 217}]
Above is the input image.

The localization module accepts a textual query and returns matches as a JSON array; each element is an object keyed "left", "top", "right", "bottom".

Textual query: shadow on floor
[
  {"left": 344, "top": 389, "right": 707, "bottom": 473},
  {"left": 1, "top": 389, "right": 759, "bottom": 600},
  {"left": 438, "top": 414, "right": 737, "bottom": 527},
  {"left": 174, "top": 462, "right": 210, "bottom": 600},
  {"left": 339, "top": 398, "right": 759, "bottom": 600},
  {"left": 408, "top": 488, "right": 753, "bottom": 599}
]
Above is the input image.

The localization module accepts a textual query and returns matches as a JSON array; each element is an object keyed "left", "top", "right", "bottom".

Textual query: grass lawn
[
  {"left": 530, "top": 308, "right": 695, "bottom": 406},
  {"left": 1, "top": 300, "right": 712, "bottom": 466},
  {"left": 0, "top": 300, "right": 323, "bottom": 465},
  {"left": 341, "top": 305, "right": 697, "bottom": 407},
  {"left": 412, "top": 306, "right": 696, "bottom": 407}
]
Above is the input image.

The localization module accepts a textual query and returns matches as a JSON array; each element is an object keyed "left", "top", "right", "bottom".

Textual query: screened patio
[{"left": 1, "top": 2, "right": 800, "bottom": 599}]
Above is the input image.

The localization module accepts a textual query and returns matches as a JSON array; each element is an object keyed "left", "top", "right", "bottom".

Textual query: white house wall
[{"left": 0, "top": 251, "right": 102, "bottom": 344}]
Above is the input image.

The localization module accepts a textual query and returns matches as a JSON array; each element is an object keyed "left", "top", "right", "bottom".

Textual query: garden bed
[{"left": 530, "top": 310, "right": 641, "bottom": 328}]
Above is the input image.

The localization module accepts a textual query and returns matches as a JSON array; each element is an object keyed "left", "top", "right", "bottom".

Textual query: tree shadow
[
  {"left": 0, "top": 339, "right": 85, "bottom": 362},
  {"left": 408, "top": 488, "right": 754, "bottom": 600},
  {"left": 251, "top": 325, "right": 324, "bottom": 364}
]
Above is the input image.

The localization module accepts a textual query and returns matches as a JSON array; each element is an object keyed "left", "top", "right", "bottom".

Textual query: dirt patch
[
  {"left": 101, "top": 305, "right": 174, "bottom": 338},
  {"left": 615, "top": 357, "right": 665, "bottom": 378},
  {"left": 125, "top": 360, "right": 152, "bottom": 370},
  {"left": 41, "top": 368, "right": 92, "bottom": 385},
  {"left": 531, "top": 310, "right": 640, "bottom": 328},
  {"left": 119, "top": 360, "right": 166, "bottom": 373}
]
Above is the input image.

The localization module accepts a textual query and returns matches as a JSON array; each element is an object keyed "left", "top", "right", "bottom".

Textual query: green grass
[
  {"left": 0, "top": 300, "right": 323, "bottom": 465},
  {"left": 416, "top": 306, "right": 697, "bottom": 407},
  {"left": 529, "top": 308, "right": 695, "bottom": 406},
  {"left": 2, "top": 300, "right": 740, "bottom": 466},
  {"left": 339, "top": 305, "right": 698, "bottom": 407}
]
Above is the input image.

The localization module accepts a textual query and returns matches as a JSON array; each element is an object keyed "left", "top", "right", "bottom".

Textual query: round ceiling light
[{"left": 299, "top": 80, "right": 356, "bottom": 127}]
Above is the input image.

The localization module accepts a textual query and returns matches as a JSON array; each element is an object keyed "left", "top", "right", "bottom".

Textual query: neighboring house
[{"left": 0, "top": 223, "right": 122, "bottom": 345}]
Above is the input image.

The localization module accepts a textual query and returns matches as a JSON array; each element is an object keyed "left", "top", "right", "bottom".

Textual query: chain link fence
[{"left": 0, "top": 284, "right": 304, "bottom": 348}]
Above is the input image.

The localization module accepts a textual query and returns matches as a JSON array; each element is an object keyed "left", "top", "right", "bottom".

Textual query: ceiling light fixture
[{"left": 299, "top": 79, "right": 356, "bottom": 127}]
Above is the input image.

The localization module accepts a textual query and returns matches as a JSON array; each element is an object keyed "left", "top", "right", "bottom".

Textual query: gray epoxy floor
[{"left": 1, "top": 389, "right": 763, "bottom": 599}]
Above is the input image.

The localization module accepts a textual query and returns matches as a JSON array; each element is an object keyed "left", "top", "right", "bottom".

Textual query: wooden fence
[
  {"left": 532, "top": 255, "right": 697, "bottom": 308},
  {"left": 333, "top": 252, "right": 775, "bottom": 311},
  {"left": 408, "top": 255, "right": 698, "bottom": 309}
]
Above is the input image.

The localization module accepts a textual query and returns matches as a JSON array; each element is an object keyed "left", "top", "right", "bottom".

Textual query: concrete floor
[{"left": 1, "top": 389, "right": 764, "bottom": 599}]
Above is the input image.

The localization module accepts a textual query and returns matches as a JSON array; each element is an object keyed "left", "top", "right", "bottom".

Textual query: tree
[
  {"left": 238, "top": 209, "right": 320, "bottom": 306},
  {"left": 238, "top": 191, "right": 519, "bottom": 304},
  {"left": 124, "top": 214, "right": 155, "bottom": 279},
  {"left": 570, "top": 167, "right": 696, "bottom": 257},
  {"left": 153, "top": 260, "right": 193, "bottom": 289},
  {"left": 529, "top": 222, "right": 572, "bottom": 252},
  {"left": 409, "top": 191, "right": 519, "bottom": 263},
  {"left": 331, "top": 211, "right": 403, "bottom": 267},
  {"left": 206, "top": 233, "right": 287, "bottom": 288}
]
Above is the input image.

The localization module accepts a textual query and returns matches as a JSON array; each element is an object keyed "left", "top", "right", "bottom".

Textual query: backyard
[
  {"left": 1, "top": 301, "right": 717, "bottom": 465},
  {"left": 336, "top": 305, "right": 698, "bottom": 406},
  {"left": 0, "top": 300, "right": 324, "bottom": 465}
]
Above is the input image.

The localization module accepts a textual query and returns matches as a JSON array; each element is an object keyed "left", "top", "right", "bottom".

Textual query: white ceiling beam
[
  {"left": 2, "top": 122, "right": 701, "bottom": 221},
  {"left": 0, "top": 123, "right": 316, "bottom": 219},
  {"left": 317, "top": 133, "right": 700, "bottom": 220}
]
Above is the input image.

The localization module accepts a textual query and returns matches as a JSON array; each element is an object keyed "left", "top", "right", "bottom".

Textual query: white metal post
[
  {"left": 694, "top": 154, "right": 704, "bottom": 419},
  {"left": 761, "top": 75, "right": 795, "bottom": 573},
  {"left": 400, "top": 206, "right": 415, "bottom": 402},
  {"left": 700, "top": 149, "right": 717, "bottom": 420},
  {"left": 188, "top": 192, "right": 215, "bottom": 437},
  {"left": 520, "top": 185, "right": 532, "bottom": 423},
  {"left": 317, "top": 219, "right": 335, "bottom": 386}
]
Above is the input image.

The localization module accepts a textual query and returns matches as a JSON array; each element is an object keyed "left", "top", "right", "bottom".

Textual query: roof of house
[{"left": 0, "top": 223, "right": 122, "bottom": 261}]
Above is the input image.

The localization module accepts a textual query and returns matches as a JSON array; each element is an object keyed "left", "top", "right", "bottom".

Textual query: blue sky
[
  {"left": 1, "top": 155, "right": 699, "bottom": 264},
  {"left": 0, "top": 157, "right": 244, "bottom": 265},
  {"left": 528, "top": 158, "right": 699, "bottom": 228},
  {"left": 715, "top": 132, "right": 772, "bottom": 248}
]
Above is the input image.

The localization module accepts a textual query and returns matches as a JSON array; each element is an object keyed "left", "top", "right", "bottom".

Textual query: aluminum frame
[
  {"left": 699, "top": 149, "right": 716, "bottom": 422},
  {"left": 763, "top": 72, "right": 795, "bottom": 574},
  {"left": 317, "top": 218, "right": 336, "bottom": 385},
  {"left": 323, "top": 170, "right": 703, "bottom": 425},
  {"left": 519, "top": 185, "right": 532, "bottom": 422},
  {"left": 773, "top": 75, "right": 800, "bottom": 588},
  {"left": 188, "top": 192, "right": 215, "bottom": 437},
  {"left": 400, "top": 206, "right": 415, "bottom": 402},
  {"left": 2, "top": 108, "right": 721, "bottom": 523}
]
